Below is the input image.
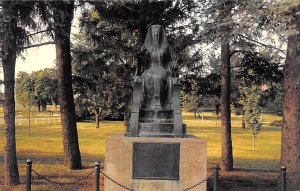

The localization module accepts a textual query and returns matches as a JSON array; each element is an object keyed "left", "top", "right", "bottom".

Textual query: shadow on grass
[
  {"left": 0, "top": 156, "right": 281, "bottom": 191},
  {"left": 0, "top": 151, "right": 105, "bottom": 166}
]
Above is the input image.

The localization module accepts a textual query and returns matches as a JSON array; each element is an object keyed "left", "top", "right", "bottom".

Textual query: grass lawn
[{"left": 0, "top": 109, "right": 282, "bottom": 190}]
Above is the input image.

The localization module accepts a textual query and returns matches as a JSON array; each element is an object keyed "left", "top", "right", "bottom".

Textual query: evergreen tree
[
  {"left": 51, "top": 0, "right": 82, "bottom": 169},
  {"left": 0, "top": 1, "right": 39, "bottom": 185},
  {"left": 197, "top": 0, "right": 285, "bottom": 171},
  {"left": 86, "top": 0, "right": 201, "bottom": 73},
  {"left": 76, "top": 0, "right": 201, "bottom": 126},
  {"left": 279, "top": 2, "right": 300, "bottom": 190}
]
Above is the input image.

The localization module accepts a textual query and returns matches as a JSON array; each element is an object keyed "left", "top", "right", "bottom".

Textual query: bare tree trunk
[
  {"left": 96, "top": 114, "right": 100, "bottom": 128},
  {"left": 242, "top": 111, "right": 246, "bottom": 129},
  {"left": 95, "top": 108, "right": 100, "bottom": 129},
  {"left": 41, "top": 100, "right": 47, "bottom": 111},
  {"left": 220, "top": 43, "right": 233, "bottom": 171},
  {"left": 136, "top": 0, "right": 149, "bottom": 76},
  {"left": 281, "top": 14, "right": 300, "bottom": 190},
  {"left": 242, "top": 120, "right": 246, "bottom": 129},
  {"left": 252, "top": 134, "right": 255, "bottom": 152},
  {"left": 2, "top": 1, "right": 19, "bottom": 185},
  {"left": 38, "top": 100, "right": 41, "bottom": 112},
  {"left": 28, "top": 108, "right": 31, "bottom": 136},
  {"left": 51, "top": 98, "right": 58, "bottom": 112},
  {"left": 53, "top": 1, "right": 82, "bottom": 169}
]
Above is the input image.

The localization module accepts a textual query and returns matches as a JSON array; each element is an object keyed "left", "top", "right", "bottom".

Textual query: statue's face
[{"left": 151, "top": 25, "right": 163, "bottom": 44}]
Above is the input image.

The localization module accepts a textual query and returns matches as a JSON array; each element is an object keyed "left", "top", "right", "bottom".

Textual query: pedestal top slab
[{"left": 108, "top": 134, "right": 207, "bottom": 143}]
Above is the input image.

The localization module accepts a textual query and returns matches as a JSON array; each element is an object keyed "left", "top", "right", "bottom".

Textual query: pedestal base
[{"left": 104, "top": 134, "right": 207, "bottom": 191}]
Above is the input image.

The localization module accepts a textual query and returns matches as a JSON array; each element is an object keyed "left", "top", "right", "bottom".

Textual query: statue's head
[{"left": 142, "top": 25, "right": 169, "bottom": 52}]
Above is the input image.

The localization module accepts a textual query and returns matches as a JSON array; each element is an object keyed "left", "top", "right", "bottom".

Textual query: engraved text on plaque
[{"left": 132, "top": 142, "right": 180, "bottom": 180}]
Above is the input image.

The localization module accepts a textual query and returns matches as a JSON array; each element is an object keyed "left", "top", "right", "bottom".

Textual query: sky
[
  {"left": 16, "top": 44, "right": 56, "bottom": 75},
  {"left": 15, "top": 7, "right": 81, "bottom": 76},
  {"left": 0, "top": 9, "right": 81, "bottom": 93}
]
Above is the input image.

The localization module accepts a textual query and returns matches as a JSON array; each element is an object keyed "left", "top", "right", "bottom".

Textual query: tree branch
[
  {"left": 230, "top": 49, "right": 249, "bottom": 57},
  {"left": 20, "top": 41, "right": 55, "bottom": 50},
  {"left": 26, "top": 29, "right": 53, "bottom": 38},
  {"left": 238, "top": 34, "right": 285, "bottom": 53}
]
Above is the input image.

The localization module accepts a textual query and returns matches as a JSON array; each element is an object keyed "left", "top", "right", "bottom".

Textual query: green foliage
[
  {"left": 264, "top": 83, "right": 283, "bottom": 115},
  {"left": 85, "top": 0, "right": 202, "bottom": 69},
  {"left": 15, "top": 68, "right": 58, "bottom": 111},
  {"left": 267, "top": 0, "right": 300, "bottom": 36},
  {"left": 238, "top": 85, "right": 262, "bottom": 135},
  {"left": 72, "top": 29, "right": 134, "bottom": 120},
  {"left": 181, "top": 56, "right": 221, "bottom": 115},
  {"left": 32, "top": 68, "right": 58, "bottom": 108},
  {"left": 15, "top": 72, "right": 35, "bottom": 109},
  {"left": 180, "top": 0, "right": 284, "bottom": 120},
  {"left": 0, "top": 1, "right": 54, "bottom": 59},
  {"left": 73, "top": 1, "right": 201, "bottom": 119}
]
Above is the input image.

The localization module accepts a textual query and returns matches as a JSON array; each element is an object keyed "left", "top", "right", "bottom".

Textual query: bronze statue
[
  {"left": 141, "top": 25, "right": 174, "bottom": 110},
  {"left": 126, "top": 25, "right": 184, "bottom": 137}
]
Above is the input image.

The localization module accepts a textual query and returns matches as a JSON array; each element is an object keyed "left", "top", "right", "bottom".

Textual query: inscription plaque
[{"left": 132, "top": 142, "right": 180, "bottom": 180}]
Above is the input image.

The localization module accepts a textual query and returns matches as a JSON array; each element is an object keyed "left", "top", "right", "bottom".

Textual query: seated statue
[
  {"left": 140, "top": 25, "right": 175, "bottom": 110},
  {"left": 126, "top": 25, "right": 184, "bottom": 138}
]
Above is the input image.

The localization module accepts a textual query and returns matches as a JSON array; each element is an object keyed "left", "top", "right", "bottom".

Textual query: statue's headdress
[{"left": 142, "top": 25, "right": 169, "bottom": 53}]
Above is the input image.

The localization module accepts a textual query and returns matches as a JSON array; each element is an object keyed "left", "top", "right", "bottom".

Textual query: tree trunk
[
  {"left": 53, "top": 1, "right": 82, "bottom": 169},
  {"left": 41, "top": 100, "right": 47, "bottom": 111},
  {"left": 2, "top": 2, "right": 19, "bottom": 185},
  {"left": 252, "top": 134, "right": 255, "bottom": 152},
  {"left": 136, "top": 0, "right": 149, "bottom": 76},
  {"left": 95, "top": 108, "right": 100, "bottom": 129},
  {"left": 51, "top": 98, "right": 58, "bottom": 112},
  {"left": 242, "top": 119, "right": 246, "bottom": 129},
  {"left": 281, "top": 15, "right": 300, "bottom": 190},
  {"left": 242, "top": 112, "right": 246, "bottom": 129},
  {"left": 28, "top": 109, "right": 31, "bottom": 136},
  {"left": 96, "top": 115, "right": 100, "bottom": 128},
  {"left": 38, "top": 100, "right": 41, "bottom": 112},
  {"left": 220, "top": 43, "right": 233, "bottom": 171}
]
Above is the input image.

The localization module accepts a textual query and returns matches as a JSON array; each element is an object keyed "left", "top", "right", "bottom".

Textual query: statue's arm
[
  {"left": 168, "top": 60, "right": 179, "bottom": 77},
  {"left": 136, "top": 49, "right": 148, "bottom": 76}
]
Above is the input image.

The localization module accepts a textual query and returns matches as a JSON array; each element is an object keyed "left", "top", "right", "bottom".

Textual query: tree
[
  {"left": 249, "top": 118, "right": 261, "bottom": 152},
  {"left": 183, "top": 94, "right": 202, "bottom": 119},
  {"left": 280, "top": 3, "right": 300, "bottom": 190},
  {"left": 72, "top": 16, "right": 134, "bottom": 127},
  {"left": 232, "top": 51, "right": 284, "bottom": 128},
  {"left": 77, "top": 1, "right": 201, "bottom": 127},
  {"left": 32, "top": 68, "right": 58, "bottom": 112},
  {"left": 91, "top": 0, "right": 201, "bottom": 72},
  {"left": 1, "top": 0, "right": 82, "bottom": 182},
  {"left": 239, "top": 85, "right": 262, "bottom": 151},
  {"left": 0, "top": 0, "right": 61, "bottom": 183},
  {"left": 0, "top": 1, "right": 38, "bottom": 185},
  {"left": 52, "top": 0, "right": 82, "bottom": 169},
  {"left": 15, "top": 71, "right": 36, "bottom": 135},
  {"left": 197, "top": 0, "right": 287, "bottom": 171},
  {"left": 207, "top": 0, "right": 235, "bottom": 171},
  {"left": 15, "top": 69, "right": 58, "bottom": 113},
  {"left": 220, "top": 42, "right": 234, "bottom": 171},
  {"left": 1, "top": 2, "right": 19, "bottom": 183}
]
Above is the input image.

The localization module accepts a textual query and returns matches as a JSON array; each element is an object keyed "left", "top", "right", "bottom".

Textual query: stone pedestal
[{"left": 104, "top": 134, "right": 207, "bottom": 191}]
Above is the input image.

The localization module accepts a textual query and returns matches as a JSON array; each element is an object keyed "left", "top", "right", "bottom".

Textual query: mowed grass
[
  {"left": 0, "top": 108, "right": 282, "bottom": 190},
  {"left": 184, "top": 112, "right": 282, "bottom": 171}
]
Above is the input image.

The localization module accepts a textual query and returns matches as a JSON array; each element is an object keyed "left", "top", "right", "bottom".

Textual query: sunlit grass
[
  {"left": 183, "top": 111, "right": 282, "bottom": 171},
  {"left": 0, "top": 109, "right": 282, "bottom": 190}
]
